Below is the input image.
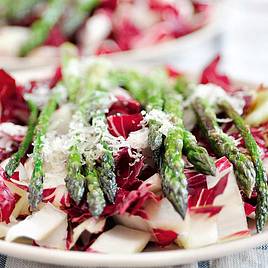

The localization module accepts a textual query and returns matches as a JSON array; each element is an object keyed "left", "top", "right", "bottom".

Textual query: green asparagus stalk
[
  {"left": 5, "top": 100, "right": 38, "bottom": 177},
  {"left": 161, "top": 126, "right": 188, "bottom": 218},
  {"left": 174, "top": 76, "right": 192, "bottom": 99},
  {"left": 192, "top": 97, "right": 256, "bottom": 198},
  {"left": 112, "top": 70, "right": 188, "bottom": 216},
  {"left": 92, "top": 112, "right": 117, "bottom": 203},
  {"left": 19, "top": 0, "right": 65, "bottom": 57},
  {"left": 65, "top": 59, "right": 117, "bottom": 207},
  {"left": 110, "top": 70, "right": 148, "bottom": 105},
  {"left": 164, "top": 93, "right": 216, "bottom": 175},
  {"left": 60, "top": 43, "right": 82, "bottom": 103},
  {"left": 65, "top": 145, "right": 85, "bottom": 204},
  {"left": 63, "top": 0, "right": 100, "bottom": 37},
  {"left": 219, "top": 100, "right": 268, "bottom": 232},
  {"left": 84, "top": 167, "right": 106, "bottom": 217},
  {"left": 146, "top": 72, "right": 166, "bottom": 166},
  {"left": 5, "top": 0, "right": 40, "bottom": 22},
  {"left": 29, "top": 93, "right": 59, "bottom": 210}
]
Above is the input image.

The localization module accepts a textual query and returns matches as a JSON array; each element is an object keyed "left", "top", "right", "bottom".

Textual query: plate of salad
[
  {"left": 0, "top": 0, "right": 216, "bottom": 70},
  {"left": 0, "top": 46, "right": 268, "bottom": 267}
]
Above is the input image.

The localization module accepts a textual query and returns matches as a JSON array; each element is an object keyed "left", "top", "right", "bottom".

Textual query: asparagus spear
[
  {"left": 192, "top": 97, "right": 256, "bottom": 198},
  {"left": 164, "top": 93, "right": 216, "bottom": 175},
  {"left": 65, "top": 145, "right": 85, "bottom": 204},
  {"left": 161, "top": 123, "right": 188, "bottom": 218},
  {"left": 19, "top": 0, "right": 65, "bottom": 57},
  {"left": 145, "top": 72, "right": 166, "bottom": 166},
  {"left": 219, "top": 100, "right": 268, "bottom": 232},
  {"left": 113, "top": 70, "right": 188, "bottom": 216},
  {"left": 63, "top": 0, "right": 100, "bottom": 37},
  {"left": 84, "top": 167, "right": 106, "bottom": 217},
  {"left": 174, "top": 76, "right": 192, "bottom": 98},
  {"left": 5, "top": 0, "right": 40, "bottom": 22},
  {"left": 5, "top": 100, "right": 38, "bottom": 177},
  {"left": 92, "top": 112, "right": 117, "bottom": 203},
  {"left": 64, "top": 58, "right": 117, "bottom": 208},
  {"left": 29, "top": 93, "right": 59, "bottom": 210}
]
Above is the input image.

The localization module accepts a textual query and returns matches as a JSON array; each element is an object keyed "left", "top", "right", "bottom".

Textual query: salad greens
[{"left": 0, "top": 54, "right": 267, "bottom": 253}]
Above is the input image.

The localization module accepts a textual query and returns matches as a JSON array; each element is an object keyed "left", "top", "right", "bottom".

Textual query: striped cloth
[{"left": 1, "top": 245, "right": 268, "bottom": 268}]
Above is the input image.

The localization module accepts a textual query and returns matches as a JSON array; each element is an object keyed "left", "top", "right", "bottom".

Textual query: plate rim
[{"left": 0, "top": 229, "right": 267, "bottom": 267}]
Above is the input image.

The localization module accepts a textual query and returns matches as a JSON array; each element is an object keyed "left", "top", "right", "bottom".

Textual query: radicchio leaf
[
  {"left": 44, "top": 25, "right": 66, "bottom": 47},
  {"left": 0, "top": 70, "right": 28, "bottom": 124},
  {"left": 107, "top": 113, "right": 143, "bottom": 139},
  {"left": 152, "top": 228, "right": 177, "bottom": 246},
  {"left": 115, "top": 148, "right": 144, "bottom": 190},
  {"left": 49, "top": 66, "right": 62, "bottom": 89},
  {"left": 0, "top": 167, "right": 16, "bottom": 223},
  {"left": 108, "top": 96, "right": 141, "bottom": 116},
  {"left": 200, "top": 55, "right": 235, "bottom": 92}
]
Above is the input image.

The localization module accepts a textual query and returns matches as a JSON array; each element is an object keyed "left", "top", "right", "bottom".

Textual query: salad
[
  {"left": 0, "top": 0, "right": 211, "bottom": 58},
  {"left": 0, "top": 46, "right": 267, "bottom": 254}
]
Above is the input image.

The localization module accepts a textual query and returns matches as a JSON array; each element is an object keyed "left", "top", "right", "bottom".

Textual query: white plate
[
  {"left": 0, "top": 226, "right": 267, "bottom": 267},
  {"left": 6, "top": 62, "right": 266, "bottom": 267}
]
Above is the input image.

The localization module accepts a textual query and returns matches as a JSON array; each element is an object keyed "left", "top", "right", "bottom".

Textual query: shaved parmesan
[
  {"left": 6, "top": 203, "right": 67, "bottom": 242},
  {"left": 145, "top": 110, "right": 173, "bottom": 136},
  {"left": 70, "top": 218, "right": 106, "bottom": 248},
  {"left": 48, "top": 103, "right": 74, "bottom": 135},
  {"left": 90, "top": 225, "right": 150, "bottom": 254},
  {"left": 24, "top": 85, "right": 51, "bottom": 109},
  {"left": 127, "top": 128, "right": 149, "bottom": 150},
  {"left": 36, "top": 215, "right": 67, "bottom": 249}
]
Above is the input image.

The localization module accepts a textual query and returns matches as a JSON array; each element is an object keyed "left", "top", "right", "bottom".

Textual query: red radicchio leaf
[
  {"left": 152, "top": 228, "right": 177, "bottom": 246},
  {"left": 187, "top": 157, "right": 232, "bottom": 218},
  {"left": 113, "top": 18, "right": 141, "bottom": 51},
  {"left": 200, "top": 55, "right": 235, "bottom": 92},
  {"left": 189, "top": 206, "right": 223, "bottom": 218},
  {"left": 149, "top": 0, "right": 179, "bottom": 18},
  {"left": 49, "top": 66, "right": 62, "bottom": 89},
  {"left": 64, "top": 200, "right": 91, "bottom": 224},
  {"left": 188, "top": 174, "right": 228, "bottom": 208},
  {"left": 193, "top": 2, "right": 210, "bottom": 13},
  {"left": 107, "top": 113, "right": 143, "bottom": 139},
  {"left": 44, "top": 25, "right": 66, "bottom": 47},
  {"left": 244, "top": 202, "right": 255, "bottom": 216},
  {"left": 0, "top": 70, "right": 28, "bottom": 124},
  {"left": 105, "top": 183, "right": 159, "bottom": 219},
  {"left": 95, "top": 39, "right": 121, "bottom": 55},
  {"left": 99, "top": 0, "right": 117, "bottom": 10},
  {"left": 108, "top": 96, "right": 141, "bottom": 116},
  {"left": 0, "top": 148, "right": 12, "bottom": 162},
  {"left": 0, "top": 167, "right": 16, "bottom": 223},
  {"left": 165, "top": 65, "right": 183, "bottom": 78},
  {"left": 115, "top": 148, "right": 144, "bottom": 190},
  {"left": 227, "top": 122, "right": 268, "bottom": 159}
]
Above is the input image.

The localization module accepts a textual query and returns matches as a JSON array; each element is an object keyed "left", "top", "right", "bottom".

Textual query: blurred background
[{"left": 0, "top": 0, "right": 267, "bottom": 84}]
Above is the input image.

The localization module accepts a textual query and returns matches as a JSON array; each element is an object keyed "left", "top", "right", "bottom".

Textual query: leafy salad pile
[
  {"left": 0, "top": 47, "right": 268, "bottom": 253},
  {"left": 0, "top": 0, "right": 211, "bottom": 57}
]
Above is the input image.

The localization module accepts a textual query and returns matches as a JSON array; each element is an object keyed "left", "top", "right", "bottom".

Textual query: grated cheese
[{"left": 144, "top": 109, "right": 174, "bottom": 136}]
